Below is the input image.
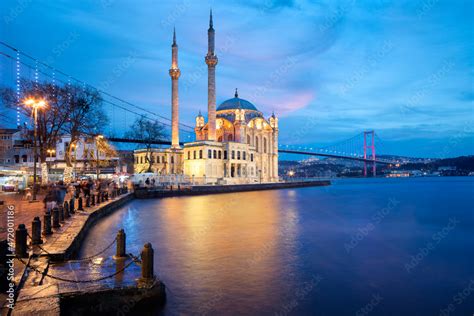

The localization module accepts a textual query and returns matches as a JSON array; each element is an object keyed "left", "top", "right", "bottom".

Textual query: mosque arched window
[
  {"left": 227, "top": 134, "right": 233, "bottom": 141},
  {"left": 193, "top": 151, "right": 196, "bottom": 159},
  {"left": 218, "top": 135, "right": 223, "bottom": 142},
  {"left": 208, "top": 150, "right": 212, "bottom": 158},
  {"left": 213, "top": 150, "right": 217, "bottom": 159},
  {"left": 264, "top": 138, "right": 267, "bottom": 153},
  {"left": 187, "top": 151, "right": 190, "bottom": 160},
  {"left": 237, "top": 151, "right": 241, "bottom": 160},
  {"left": 247, "top": 135, "right": 251, "bottom": 144},
  {"left": 255, "top": 137, "right": 259, "bottom": 152},
  {"left": 243, "top": 152, "right": 246, "bottom": 160},
  {"left": 171, "top": 156, "right": 174, "bottom": 164},
  {"left": 224, "top": 150, "right": 227, "bottom": 159},
  {"left": 199, "top": 150, "right": 203, "bottom": 159},
  {"left": 218, "top": 151, "right": 222, "bottom": 159}
]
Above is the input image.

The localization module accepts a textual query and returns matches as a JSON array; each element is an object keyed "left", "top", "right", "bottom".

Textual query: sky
[{"left": 0, "top": 0, "right": 473, "bottom": 158}]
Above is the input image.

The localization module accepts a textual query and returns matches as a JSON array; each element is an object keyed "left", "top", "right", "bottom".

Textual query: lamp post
[
  {"left": 95, "top": 135, "right": 103, "bottom": 180},
  {"left": 24, "top": 98, "right": 47, "bottom": 201}
]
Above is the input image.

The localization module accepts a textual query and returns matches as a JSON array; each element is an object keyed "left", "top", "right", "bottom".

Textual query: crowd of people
[{"left": 42, "top": 179, "right": 124, "bottom": 213}]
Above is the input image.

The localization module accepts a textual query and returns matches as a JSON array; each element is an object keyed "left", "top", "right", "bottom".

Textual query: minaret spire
[
  {"left": 205, "top": 9, "right": 218, "bottom": 141},
  {"left": 169, "top": 28, "right": 181, "bottom": 149}
]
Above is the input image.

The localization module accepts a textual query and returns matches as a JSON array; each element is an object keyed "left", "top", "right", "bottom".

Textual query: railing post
[
  {"left": 78, "top": 197, "right": 84, "bottom": 211},
  {"left": 52, "top": 207, "right": 61, "bottom": 228},
  {"left": 115, "top": 229, "right": 126, "bottom": 258},
  {"left": 59, "top": 205, "right": 65, "bottom": 222},
  {"left": 64, "top": 201, "right": 70, "bottom": 218},
  {"left": 140, "top": 243, "right": 154, "bottom": 282},
  {"left": 69, "top": 198, "right": 75, "bottom": 214},
  {"left": 43, "top": 212, "right": 52, "bottom": 235},
  {"left": 31, "top": 217, "right": 42, "bottom": 245},
  {"left": 15, "top": 224, "right": 28, "bottom": 258}
]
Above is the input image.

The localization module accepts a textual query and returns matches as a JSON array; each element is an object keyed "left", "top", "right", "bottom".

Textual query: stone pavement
[{"left": 0, "top": 192, "right": 47, "bottom": 241}]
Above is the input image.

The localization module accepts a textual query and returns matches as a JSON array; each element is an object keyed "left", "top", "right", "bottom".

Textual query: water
[{"left": 80, "top": 177, "right": 474, "bottom": 315}]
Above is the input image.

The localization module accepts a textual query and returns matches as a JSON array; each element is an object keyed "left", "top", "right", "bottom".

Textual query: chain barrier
[
  {"left": 71, "top": 237, "right": 117, "bottom": 262},
  {"left": 16, "top": 255, "right": 136, "bottom": 284}
]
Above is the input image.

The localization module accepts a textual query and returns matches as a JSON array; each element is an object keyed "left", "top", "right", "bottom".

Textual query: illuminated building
[{"left": 134, "top": 11, "right": 279, "bottom": 184}]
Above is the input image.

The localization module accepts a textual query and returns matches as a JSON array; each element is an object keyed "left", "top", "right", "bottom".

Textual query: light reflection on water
[{"left": 79, "top": 177, "right": 474, "bottom": 315}]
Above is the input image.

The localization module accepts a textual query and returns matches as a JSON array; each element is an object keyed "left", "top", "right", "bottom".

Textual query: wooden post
[
  {"left": 31, "top": 217, "right": 42, "bottom": 245},
  {"left": 15, "top": 224, "right": 28, "bottom": 258},
  {"left": 52, "top": 207, "right": 61, "bottom": 228},
  {"left": 64, "top": 201, "right": 70, "bottom": 218},
  {"left": 141, "top": 243, "right": 154, "bottom": 280},
  {"left": 115, "top": 229, "right": 126, "bottom": 258},
  {"left": 43, "top": 213, "right": 52, "bottom": 235}
]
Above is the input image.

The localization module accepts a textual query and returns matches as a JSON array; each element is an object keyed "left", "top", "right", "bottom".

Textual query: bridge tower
[{"left": 363, "top": 130, "right": 376, "bottom": 177}]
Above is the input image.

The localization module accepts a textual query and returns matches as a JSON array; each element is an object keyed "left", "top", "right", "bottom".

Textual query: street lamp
[
  {"left": 95, "top": 135, "right": 103, "bottom": 179},
  {"left": 23, "top": 97, "right": 47, "bottom": 201}
]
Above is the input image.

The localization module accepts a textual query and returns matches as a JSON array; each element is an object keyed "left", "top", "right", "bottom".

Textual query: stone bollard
[
  {"left": 115, "top": 229, "right": 126, "bottom": 258},
  {"left": 43, "top": 213, "right": 52, "bottom": 235},
  {"left": 64, "top": 201, "right": 70, "bottom": 219},
  {"left": 15, "top": 224, "right": 28, "bottom": 258},
  {"left": 141, "top": 243, "right": 154, "bottom": 281},
  {"left": 86, "top": 196, "right": 90, "bottom": 208},
  {"left": 52, "top": 208, "right": 61, "bottom": 228},
  {"left": 59, "top": 206, "right": 65, "bottom": 222},
  {"left": 78, "top": 197, "right": 84, "bottom": 211},
  {"left": 31, "top": 217, "right": 43, "bottom": 245},
  {"left": 70, "top": 199, "right": 75, "bottom": 214}
]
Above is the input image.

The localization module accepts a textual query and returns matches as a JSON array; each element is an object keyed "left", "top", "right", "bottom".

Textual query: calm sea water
[{"left": 80, "top": 177, "right": 474, "bottom": 315}]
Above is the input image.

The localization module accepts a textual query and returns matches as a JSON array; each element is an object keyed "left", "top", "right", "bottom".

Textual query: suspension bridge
[{"left": 0, "top": 41, "right": 397, "bottom": 176}]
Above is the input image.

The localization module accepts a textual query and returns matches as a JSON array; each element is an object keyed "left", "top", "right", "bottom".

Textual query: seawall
[{"left": 135, "top": 180, "right": 331, "bottom": 198}]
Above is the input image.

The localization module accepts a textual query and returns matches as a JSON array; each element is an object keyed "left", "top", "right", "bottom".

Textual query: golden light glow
[
  {"left": 23, "top": 98, "right": 47, "bottom": 109},
  {"left": 288, "top": 170, "right": 295, "bottom": 177}
]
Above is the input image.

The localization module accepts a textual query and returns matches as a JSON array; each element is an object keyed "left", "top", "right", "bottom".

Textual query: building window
[
  {"left": 251, "top": 153, "right": 254, "bottom": 162},
  {"left": 193, "top": 150, "right": 196, "bottom": 159},
  {"left": 264, "top": 137, "right": 267, "bottom": 153},
  {"left": 218, "top": 135, "right": 223, "bottom": 142},
  {"left": 199, "top": 150, "right": 203, "bottom": 159},
  {"left": 140, "top": 156, "right": 143, "bottom": 164},
  {"left": 208, "top": 150, "right": 212, "bottom": 158},
  {"left": 227, "top": 134, "right": 233, "bottom": 141},
  {"left": 247, "top": 135, "right": 251, "bottom": 144},
  {"left": 14, "top": 155, "right": 19, "bottom": 163},
  {"left": 171, "top": 156, "right": 174, "bottom": 164},
  {"left": 237, "top": 151, "right": 240, "bottom": 160},
  {"left": 218, "top": 151, "right": 222, "bottom": 159},
  {"left": 231, "top": 150, "right": 235, "bottom": 159},
  {"left": 213, "top": 150, "right": 217, "bottom": 159},
  {"left": 162, "top": 156, "right": 166, "bottom": 163},
  {"left": 243, "top": 152, "right": 246, "bottom": 160},
  {"left": 224, "top": 150, "right": 227, "bottom": 159},
  {"left": 255, "top": 137, "right": 259, "bottom": 152},
  {"left": 188, "top": 151, "right": 190, "bottom": 160}
]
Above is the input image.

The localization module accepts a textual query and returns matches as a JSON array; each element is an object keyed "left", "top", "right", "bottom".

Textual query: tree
[
  {"left": 61, "top": 85, "right": 108, "bottom": 182},
  {"left": 125, "top": 117, "right": 166, "bottom": 173},
  {"left": 1, "top": 80, "right": 69, "bottom": 184},
  {"left": 0, "top": 80, "right": 108, "bottom": 183}
]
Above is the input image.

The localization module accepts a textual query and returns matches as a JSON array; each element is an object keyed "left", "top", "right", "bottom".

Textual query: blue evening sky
[{"left": 0, "top": 0, "right": 473, "bottom": 157}]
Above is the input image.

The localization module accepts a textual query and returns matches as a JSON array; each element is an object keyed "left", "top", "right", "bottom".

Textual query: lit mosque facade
[{"left": 134, "top": 11, "right": 279, "bottom": 184}]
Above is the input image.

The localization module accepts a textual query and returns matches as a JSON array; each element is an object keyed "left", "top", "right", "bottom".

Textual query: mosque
[{"left": 133, "top": 11, "right": 279, "bottom": 184}]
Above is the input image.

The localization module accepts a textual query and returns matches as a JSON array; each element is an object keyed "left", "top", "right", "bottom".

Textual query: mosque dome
[{"left": 217, "top": 89, "right": 259, "bottom": 112}]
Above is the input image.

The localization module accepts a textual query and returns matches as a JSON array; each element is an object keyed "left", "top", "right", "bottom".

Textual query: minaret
[
  {"left": 205, "top": 9, "right": 218, "bottom": 141},
  {"left": 169, "top": 27, "right": 181, "bottom": 149}
]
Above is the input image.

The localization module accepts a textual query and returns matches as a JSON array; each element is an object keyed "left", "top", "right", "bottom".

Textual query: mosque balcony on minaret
[{"left": 169, "top": 68, "right": 181, "bottom": 79}]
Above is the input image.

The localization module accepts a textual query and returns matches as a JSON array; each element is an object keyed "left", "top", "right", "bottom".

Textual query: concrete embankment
[
  {"left": 135, "top": 180, "right": 331, "bottom": 198},
  {"left": 6, "top": 193, "right": 166, "bottom": 316}
]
